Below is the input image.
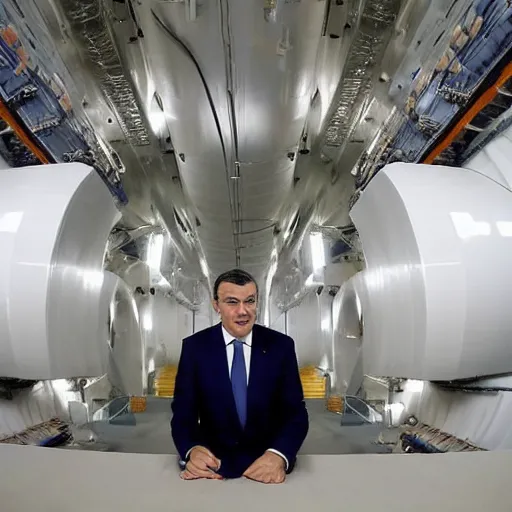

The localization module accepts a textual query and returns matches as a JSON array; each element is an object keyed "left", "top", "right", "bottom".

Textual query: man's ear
[{"left": 212, "top": 299, "right": 219, "bottom": 314}]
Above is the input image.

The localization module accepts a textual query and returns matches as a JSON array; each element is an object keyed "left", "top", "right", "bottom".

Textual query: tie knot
[{"left": 232, "top": 339, "right": 244, "bottom": 348}]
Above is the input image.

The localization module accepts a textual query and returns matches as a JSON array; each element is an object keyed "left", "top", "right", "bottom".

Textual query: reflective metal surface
[{"left": 5, "top": 0, "right": 501, "bottom": 310}]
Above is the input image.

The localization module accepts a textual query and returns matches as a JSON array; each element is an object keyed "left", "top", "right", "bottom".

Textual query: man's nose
[{"left": 235, "top": 302, "right": 248, "bottom": 315}]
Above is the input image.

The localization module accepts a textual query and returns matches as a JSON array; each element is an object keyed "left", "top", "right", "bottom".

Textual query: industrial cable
[{"left": 150, "top": 9, "right": 229, "bottom": 175}]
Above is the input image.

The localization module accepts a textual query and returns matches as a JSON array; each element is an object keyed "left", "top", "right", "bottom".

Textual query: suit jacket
[{"left": 171, "top": 322, "right": 309, "bottom": 479}]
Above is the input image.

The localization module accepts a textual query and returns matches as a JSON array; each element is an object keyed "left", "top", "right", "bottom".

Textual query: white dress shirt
[{"left": 222, "top": 326, "right": 252, "bottom": 382}]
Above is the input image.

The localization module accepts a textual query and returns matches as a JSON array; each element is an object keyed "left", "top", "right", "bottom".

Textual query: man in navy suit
[{"left": 171, "top": 269, "right": 309, "bottom": 483}]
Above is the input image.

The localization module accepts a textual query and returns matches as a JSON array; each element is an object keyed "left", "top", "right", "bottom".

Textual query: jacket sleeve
[
  {"left": 170, "top": 338, "right": 201, "bottom": 460},
  {"left": 269, "top": 336, "right": 309, "bottom": 464}
]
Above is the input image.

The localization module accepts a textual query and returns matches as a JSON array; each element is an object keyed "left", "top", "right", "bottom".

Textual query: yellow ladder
[
  {"left": 154, "top": 365, "right": 178, "bottom": 397},
  {"left": 299, "top": 366, "right": 326, "bottom": 399}
]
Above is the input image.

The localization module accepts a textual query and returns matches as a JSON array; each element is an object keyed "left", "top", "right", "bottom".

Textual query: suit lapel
[{"left": 247, "top": 325, "right": 268, "bottom": 427}]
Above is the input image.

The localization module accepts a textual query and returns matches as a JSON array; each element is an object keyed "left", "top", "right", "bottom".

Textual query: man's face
[{"left": 214, "top": 281, "right": 257, "bottom": 338}]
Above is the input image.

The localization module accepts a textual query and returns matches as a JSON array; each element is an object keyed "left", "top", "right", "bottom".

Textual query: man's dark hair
[{"left": 213, "top": 269, "right": 258, "bottom": 301}]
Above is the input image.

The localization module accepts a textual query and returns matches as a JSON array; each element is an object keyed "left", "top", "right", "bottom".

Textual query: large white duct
[
  {"left": 0, "top": 163, "right": 120, "bottom": 379},
  {"left": 351, "top": 162, "right": 512, "bottom": 381}
]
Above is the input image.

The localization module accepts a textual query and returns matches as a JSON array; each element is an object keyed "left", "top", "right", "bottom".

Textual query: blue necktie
[{"left": 231, "top": 340, "right": 247, "bottom": 428}]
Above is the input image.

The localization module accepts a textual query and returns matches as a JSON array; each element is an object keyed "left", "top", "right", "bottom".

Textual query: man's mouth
[{"left": 235, "top": 320, "right": 249, "bottom": 326}]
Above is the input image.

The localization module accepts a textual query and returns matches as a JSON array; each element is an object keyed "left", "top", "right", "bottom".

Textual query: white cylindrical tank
[
  {"left": 351, "top": 162, "right": 512, "bottom": 381},
  {"left": 0, "top": 163, "right": 120, "bottom": 379}
]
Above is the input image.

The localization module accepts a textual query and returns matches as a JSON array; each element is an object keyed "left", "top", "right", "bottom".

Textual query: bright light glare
[
  {"left": 0, "top": 211, "right": 23, "bottom": 233},
  {"left": 496, "top": 221, "right": 512, "bottom": 237},
  {"left": 79, "top": 270, "right": 104, "bottom": 289},
  {"left": 149, "top": 111, "right": 167, "bottom": 134},
  {"left": 143, "top": 311, "right": 153, "bottom": 332},
  {"left": 305, "top": 273, "right": 323, "bottom": 287},
  {"left": 52, "top": 379, "right": 71, "bottom": 392},
  {"left": 321, "top": 316, "right": 330, "bottom": 332},
  {"left": 450, "top": 212, "right": 490, "bottom": 239},
  {"left": 147, "top": 234, "right": 164, "bottom": 271},
  {"left": 405, "top": 379, "right": 424, "bottom": 393},
  {"left": 310, "top": 233, "right": 325, "bottom": 271},
  {"left": 355, "top": 294, "right": 362, "bottom": 320},
  {"left": 385, "top": 402, "right": 405, "bottom": 416},
  {"left": 200, "top": 258, "right": 209, "bottom": 277}
]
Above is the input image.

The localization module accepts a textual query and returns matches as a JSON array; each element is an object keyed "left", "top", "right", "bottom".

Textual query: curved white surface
[
  {"left": 332, "top": 275, "right": 364, "bottom": 394},
  {"left": 108, "top": 277, "right": 145, "bottom": 395},
  {"left": 351, "top": 162, "right": 512, "bottom": 381},
  {"left": 0, "top": 163, "right": 120, "bottom": 379}
]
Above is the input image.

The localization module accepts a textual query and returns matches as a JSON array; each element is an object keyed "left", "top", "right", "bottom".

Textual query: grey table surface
[{"left": 1, "top": 444, "right": 511, "bottom": 511}]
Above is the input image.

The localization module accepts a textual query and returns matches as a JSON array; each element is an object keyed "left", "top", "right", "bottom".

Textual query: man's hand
[
  {"left": 181, "top": 446, "right": 222, "bottom": 480},
  {"left": 243, "top": 451, "right": 286, "bottom": 484}
]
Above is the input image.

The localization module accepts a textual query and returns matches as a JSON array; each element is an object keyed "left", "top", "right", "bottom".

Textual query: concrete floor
[{"left": 87, "top": 398, "right": 390, "bottom": 455}]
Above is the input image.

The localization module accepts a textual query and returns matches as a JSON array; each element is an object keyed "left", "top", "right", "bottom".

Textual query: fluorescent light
[
  {"left": 143, "top": 311, "right": 153, "bottom": 332},
  {"left": 405, "top": 379, "right": 424, "bottom": 393},
  {"left": 147, "top": 233, "right": 164, "bottom": 271},
  {"left": 310, "top": 233, "right": 325, "bottom": 271}
]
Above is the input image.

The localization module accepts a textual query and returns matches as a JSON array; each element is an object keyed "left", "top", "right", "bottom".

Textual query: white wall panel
[{"left": 287, "top": 291, "right": 324, "bottom": 367}]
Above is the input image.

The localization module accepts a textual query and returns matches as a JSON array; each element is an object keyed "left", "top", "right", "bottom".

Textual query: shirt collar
[{"left": 221, "top": 325, "right": 252, "bottom": 347}]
